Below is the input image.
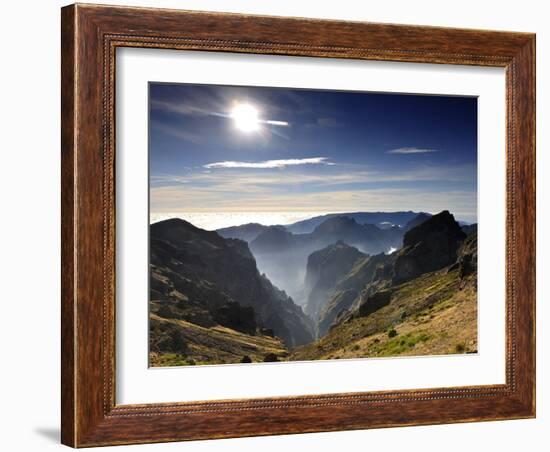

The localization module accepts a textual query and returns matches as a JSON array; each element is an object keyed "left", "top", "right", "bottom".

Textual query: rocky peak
[
  {"left": 152, "top": 218, "right": 225, "bottom": 247},
  {"left": 403, "top": 210, "right": 463, "bottom": 247},
  {"left": 392, "top": 210, "right": 466, "bottom": 284}
]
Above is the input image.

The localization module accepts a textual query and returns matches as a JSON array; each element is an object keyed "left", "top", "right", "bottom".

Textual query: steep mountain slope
[
  {"left": 150, "top": 314, "right": 287, "bottom": 366},
  {"left": 290, "top": 268, "right": 477, "bottom": 361},
  {"left": 317, "top": 252, "right": 394, "bottom": 336},
  {"left": 150, "top": 219, "right": 314, "bottom": 364}
]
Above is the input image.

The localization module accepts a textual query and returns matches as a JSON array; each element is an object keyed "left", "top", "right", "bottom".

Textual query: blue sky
[{"left": 149, "top": 83, "right": 477, "bottom": 223}]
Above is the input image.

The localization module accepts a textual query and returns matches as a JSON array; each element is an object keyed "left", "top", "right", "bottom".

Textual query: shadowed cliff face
[
  {"left": 150, "top": 219, "right": 314, "bottom": 350},
  {"left": 317, "top": 252, "right": 394, "bottom": 336},
  {"left": 392, "top": 210, "right": 466, "bottom": 284},
  {"left": 304, "top": 242, "right": 366, "bottom": 321}
]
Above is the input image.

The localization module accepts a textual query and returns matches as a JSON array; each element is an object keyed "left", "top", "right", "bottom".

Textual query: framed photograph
[{"left": 61, "top": 3, "right": 536, "bottom": 447}]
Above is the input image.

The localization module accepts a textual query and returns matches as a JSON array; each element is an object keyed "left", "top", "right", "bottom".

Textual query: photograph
[{"left": 148, "top": 83, "right": 479, "bottom": 367}]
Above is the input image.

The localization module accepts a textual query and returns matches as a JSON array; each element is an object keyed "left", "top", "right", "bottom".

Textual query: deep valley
[{"left": 149, "top": 210, "right": 477, "bottom": 366}]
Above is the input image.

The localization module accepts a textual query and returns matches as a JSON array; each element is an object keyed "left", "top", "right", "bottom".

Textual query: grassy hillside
[
  {"left": 149, "top": 314, "right": 288, "bottom": 366},
  {"left": 289, "top": 267, "right": 477, "bottom": 361}
]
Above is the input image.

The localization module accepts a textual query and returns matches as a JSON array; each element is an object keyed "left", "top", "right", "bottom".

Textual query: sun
[{"left": 231, "top": 103, "right": 260, "bottom": 132}]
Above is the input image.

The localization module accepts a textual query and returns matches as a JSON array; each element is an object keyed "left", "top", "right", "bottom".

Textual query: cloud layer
[
  {"left": 203, "top": 157, "right": 333, "bottom": 169},
  {"left": 387, "top": 147, "right": 439, "bottom": 154}
]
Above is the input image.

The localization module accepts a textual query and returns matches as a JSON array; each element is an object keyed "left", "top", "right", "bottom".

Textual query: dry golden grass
[
  {"left": 149, "top": 314, "right": 287, "bottom": 366},
  {"left": 290, "top": 269, "right": 477, "bottom": 361}
]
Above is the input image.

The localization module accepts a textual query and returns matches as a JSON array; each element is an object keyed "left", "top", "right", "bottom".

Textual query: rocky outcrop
[
  {"left": 392, "top": 210, "right": 466, "bottom": 284},
  {"left": 150, "top": 218, "right": 314, "bottom": 348},
  {"left": 356, "top": 289, "right": 392, "bottom": 318},
  {"left": 457, "top": 231, "right": 477, "bottom": 278}
]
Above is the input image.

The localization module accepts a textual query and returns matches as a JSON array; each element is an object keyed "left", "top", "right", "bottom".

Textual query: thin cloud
[
  {"left": 153, "top": 163, "right": 476, "bottom": 191},
  {"left": 387, "top": 147, "right": 439, "bottom": 154},
  {"left": 150, "top": 99, "right": 212, "bottom": 117},
  {"left": 151, "top": 120, "right": 205, "bottom": 145},
  {"left": 151, "top": 99, "right": 289, "bottom": 127},
  {"left": 203, "top": 157, "right": 334, "bottom": 169}
]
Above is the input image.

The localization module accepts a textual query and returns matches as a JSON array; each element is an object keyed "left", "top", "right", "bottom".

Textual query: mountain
[
  {"left": 149, "top": 219, "right": 314, "bottom": 365},
  {"left": 284, "top": 211, "right": 427, "bottom": 235},
  {"left": 216, "top": 223, "right": 278, "bottom": 243},
  {"left": 392, "top": 210, "right": 466, "bottom": 284},
  {"left": 249, "top": 216, "right": 404, "bottom": 305}
]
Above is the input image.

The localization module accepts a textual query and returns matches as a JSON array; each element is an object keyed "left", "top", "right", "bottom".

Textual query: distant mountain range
[
  {"left": 217, "top": 211, "right": 433, "bottom": 243},
  {"left": 283, "top": 211, "right": 432, "bottom": 234},
  {"left": 216, "top": 223, "right": 281, "bottom": 243}
]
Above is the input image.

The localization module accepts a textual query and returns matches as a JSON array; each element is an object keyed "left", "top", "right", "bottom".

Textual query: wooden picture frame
[{"left": 61, "top": 3, "right": 535, "bottom": 447}]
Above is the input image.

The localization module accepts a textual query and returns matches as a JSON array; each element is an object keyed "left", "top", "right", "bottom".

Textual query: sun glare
[{"left": 231, "top": 103, "right": 260, "bottom": 132}]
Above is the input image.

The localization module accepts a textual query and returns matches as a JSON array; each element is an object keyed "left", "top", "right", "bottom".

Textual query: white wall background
[{"left": 0, "top": 1, "right": 546, "bottom": 451}]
